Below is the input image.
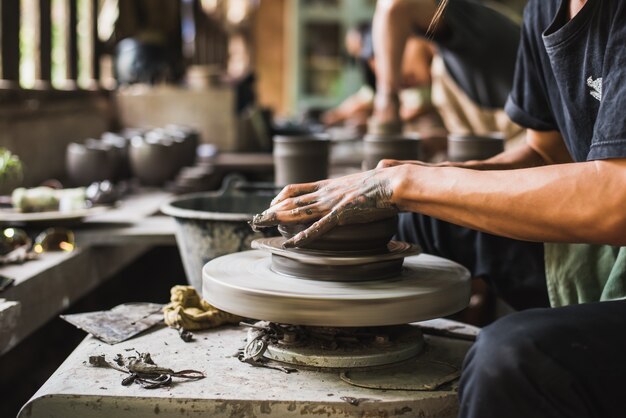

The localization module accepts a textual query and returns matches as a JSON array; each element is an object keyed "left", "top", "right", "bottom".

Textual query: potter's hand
[{"left": 252, "top": 169, "right": 401, "bottom": 248}]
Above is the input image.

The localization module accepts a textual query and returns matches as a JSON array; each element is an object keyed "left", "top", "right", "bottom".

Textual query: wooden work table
[{"left": 0, "top": 190, "right": 177, "bottom": 356}]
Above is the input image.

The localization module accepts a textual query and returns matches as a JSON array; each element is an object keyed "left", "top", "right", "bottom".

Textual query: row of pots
[
  {"left": 273, "top": 132, "right": 505, "bottom": 186},
  {"left": 66, "top": 125, "right": 200, "bottom": 187}
]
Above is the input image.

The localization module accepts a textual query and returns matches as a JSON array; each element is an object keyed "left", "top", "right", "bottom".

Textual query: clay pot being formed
[
  {"left": 129, "top": 136, "right": 183, "bottom": 186},
  {"left": 447, "top": 133, "right": 505, "bottom": 162},
  {"left": 66, "top": 141, "right": 119, "bottom": 186},
  {"left": 273, "top": 134, "right": 330, "bottom": 186},
  {"left": 278, "top": 215, "right": 399, "bottom": 252},
  {"left": 362, "top": 134, "right": 421, "bottom": 170}
]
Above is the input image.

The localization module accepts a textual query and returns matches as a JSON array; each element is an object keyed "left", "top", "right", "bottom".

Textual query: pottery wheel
[{"left": 202, "top": 251, "right": 471, "bottom": 327}]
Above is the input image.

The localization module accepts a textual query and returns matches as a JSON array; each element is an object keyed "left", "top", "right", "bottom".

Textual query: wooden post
[
  {"left": 0, "top": 0, "right": 21, "bottom": 88},
  {"left": 65, "top": 0, "right": 79, "bottom": 87},
  {"left": 84, "top": 0, "right": 100, "bottom": 88},
  {"left": 35, "top": 0, "right": 53, "bottom": 89}
]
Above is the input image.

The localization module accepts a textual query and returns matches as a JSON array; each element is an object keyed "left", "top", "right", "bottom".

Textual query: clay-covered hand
[{"left": 251, "top": 169, "right": 401, "bottom": 248}]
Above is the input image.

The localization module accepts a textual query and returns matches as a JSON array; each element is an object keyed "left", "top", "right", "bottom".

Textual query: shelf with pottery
[{"left": 0, "top": 189, "right": 176, "bottom": 356}]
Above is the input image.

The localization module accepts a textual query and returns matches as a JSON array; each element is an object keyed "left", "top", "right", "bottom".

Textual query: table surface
[{"left": 19, "top": 319, "right": 479, "bottom": 418}]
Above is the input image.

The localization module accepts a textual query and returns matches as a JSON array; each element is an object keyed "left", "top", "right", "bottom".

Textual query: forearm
[{"left": 392, "top": 160, "right": 626, "bottom": 245}]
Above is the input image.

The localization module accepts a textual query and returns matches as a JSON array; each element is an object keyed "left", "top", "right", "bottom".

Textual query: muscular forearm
[{"left": 392, "top": 160, "right": 626, "bottom": 245}]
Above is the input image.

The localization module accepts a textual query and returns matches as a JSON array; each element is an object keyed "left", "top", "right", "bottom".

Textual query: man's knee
[{"left": 460, "top": 309, "right": 554, "bottom": 387}]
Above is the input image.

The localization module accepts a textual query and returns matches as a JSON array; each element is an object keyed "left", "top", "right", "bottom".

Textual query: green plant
[{"left": 0, "top": 148, "right": 23, "bottom": 184}]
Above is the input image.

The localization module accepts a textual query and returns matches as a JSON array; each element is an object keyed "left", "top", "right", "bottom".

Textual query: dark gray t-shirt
[
  {"left": 505, "top": 0, "right": 626, "bottom": 162},
  {"left": 432, "top": 0, "right": 521, "bottom": 109},
  {"left": 505, "top": 0, "right": 626, "bottom": 307}
]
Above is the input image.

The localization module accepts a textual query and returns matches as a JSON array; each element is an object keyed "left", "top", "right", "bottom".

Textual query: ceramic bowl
[
  {"left": 165, "top": 125, "right": 199, "bottom": 167},
  {"left": 101, "top": 133, "right": 131, "bottom": 180},
  {"left": 66, "top": 141, "right": 119, "bottom": 186},
  {"left": 129, "top": 136, "right": 183, "bottom": 186}
]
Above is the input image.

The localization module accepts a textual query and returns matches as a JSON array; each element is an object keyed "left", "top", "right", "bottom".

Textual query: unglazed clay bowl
[
  {"left": 129, "top": 136, "right": 183, "bottom": 186},
  {"left": 447, "top": 133, "right": 505, "bottom": 162},
  {"left": 278, "top": 215, "right": 399, "bottom": 252},
  {"left": 66, "top": 141, "right": 119, "bottom": 186},
  {"left": 101, "top": 133, "right": 131, "bottom": 180},
  {"left": 166, "top": 125, "right": 199, "bottom": 167}
]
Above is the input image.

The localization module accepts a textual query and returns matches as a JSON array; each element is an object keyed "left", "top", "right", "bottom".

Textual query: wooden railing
[{"left": 0, "top": 0, "right": 102, "bottom": 91}]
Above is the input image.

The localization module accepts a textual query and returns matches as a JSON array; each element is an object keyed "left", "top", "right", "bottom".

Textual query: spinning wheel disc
[{"left": 202, "top": 251, "right": 470, "bottom": 327}]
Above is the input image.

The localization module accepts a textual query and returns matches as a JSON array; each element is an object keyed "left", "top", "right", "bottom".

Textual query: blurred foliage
[{"left": 0, "top": 149, "right": 24, "bottom": 184}]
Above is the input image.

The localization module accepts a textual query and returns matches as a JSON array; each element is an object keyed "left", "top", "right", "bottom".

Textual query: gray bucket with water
[{"left": 161, "top": 176, "right": 278, "bottom": 291}]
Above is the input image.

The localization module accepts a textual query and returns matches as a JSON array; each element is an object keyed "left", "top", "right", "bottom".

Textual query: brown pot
[
  {"left": 273, "top": 134, "right": 330, "bottom": 186},
  {"left": 66, "top": 141, "right": 119, "bottom": 186},
  {"left": 101, "top": 133, "right": 131, "bottom": 180},
  {"left": 129, "top": 137, "right": 183, "bottom": 186},
  {"left": 447, "top": 133, "right": 505, "bottom": 162},
  {"left": 362, "top": 134, "right": 421, "bottom": 170}
]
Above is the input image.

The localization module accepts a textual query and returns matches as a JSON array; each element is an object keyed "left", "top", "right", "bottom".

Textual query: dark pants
[
  {"left": 397, "top": 213, "right": 625, "bottom": 417},
  {"left": 397, "top": 212, "right": 549, "bottom": 309},
  {"left": 459, "top": 300, "right": 626, "bottom": 418}
]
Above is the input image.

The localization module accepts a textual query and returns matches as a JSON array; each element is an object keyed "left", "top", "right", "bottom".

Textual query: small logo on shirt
[{"left": 587, "top": 76, "right": 602, "bottom": 101}]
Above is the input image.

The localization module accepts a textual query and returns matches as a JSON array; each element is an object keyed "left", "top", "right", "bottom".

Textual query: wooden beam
[
  {"left": 0, "top": 0, "right": 21, "bottom": 88},
  {"left": 35, "top": 0, "right": 52, "bottom": 88}
]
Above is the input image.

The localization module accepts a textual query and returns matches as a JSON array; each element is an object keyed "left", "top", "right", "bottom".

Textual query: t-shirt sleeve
[
  {"left": 505, "top": 7, "right": 556, "bottom": 131},
  {"left": 588, "top": 4, "right": 626, "bottom": 160}
]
